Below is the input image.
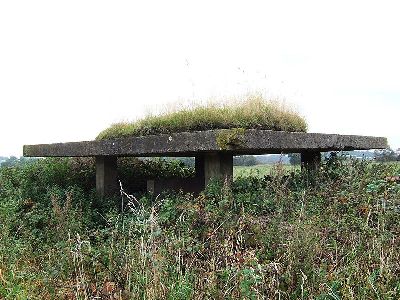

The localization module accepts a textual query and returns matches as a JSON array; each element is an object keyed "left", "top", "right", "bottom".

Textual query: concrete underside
[{"left": 23, "top": 129, "right": 387, "bottom": 196}]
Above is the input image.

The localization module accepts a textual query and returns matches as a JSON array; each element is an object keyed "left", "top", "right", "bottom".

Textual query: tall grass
[
  {"left": 1, "top": 158, "right": 399, "bottom": 299},
  {"left": 96, "top": 94, "right": 307, "bottom": 140}
]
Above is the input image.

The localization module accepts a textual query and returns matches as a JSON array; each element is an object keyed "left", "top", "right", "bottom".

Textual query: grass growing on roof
[{"left": 96, "top": 94, "right": 307, "bottom": 140}]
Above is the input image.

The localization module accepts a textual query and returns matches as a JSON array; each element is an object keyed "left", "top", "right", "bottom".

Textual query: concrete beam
[
  {"left": 96, "top": 156, "right": 118, "bottom": 197},
  {"left": 23, "top": 129, "right": 388, "bottom": 158}
]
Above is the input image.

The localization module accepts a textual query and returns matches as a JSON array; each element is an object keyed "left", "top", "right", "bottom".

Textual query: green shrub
[{"left": 0, "top": 157, "right": 399, "bottom": 299}]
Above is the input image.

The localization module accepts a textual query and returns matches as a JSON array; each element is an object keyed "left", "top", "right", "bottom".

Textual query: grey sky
[{"left": 0, "top": 0, "right": 399, "bottom": 156}]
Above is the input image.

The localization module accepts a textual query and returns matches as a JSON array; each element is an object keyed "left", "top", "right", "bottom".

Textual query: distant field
[
  {"left": 234, "top": 161, "right": 400, "bottom": 178},
  {"left": 234, "top": 163, "right": 299, "bottom": 178}
]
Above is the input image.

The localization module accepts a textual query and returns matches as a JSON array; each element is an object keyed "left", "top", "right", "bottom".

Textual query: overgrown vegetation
[
  {"left": 0, "top": 156, "right": 399, "bottom": 299},
  {"left": 96, "top": 95, "right": 307, "bottom": 140}
]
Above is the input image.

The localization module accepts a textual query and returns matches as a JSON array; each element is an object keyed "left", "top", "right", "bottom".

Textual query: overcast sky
[{"left": 1, "top": 1, "right": 399, "bottom": 156}]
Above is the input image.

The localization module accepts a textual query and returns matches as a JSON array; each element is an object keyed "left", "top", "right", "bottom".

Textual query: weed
[{"left": 0, "top": 158, "right": 399, "bottom": 299}]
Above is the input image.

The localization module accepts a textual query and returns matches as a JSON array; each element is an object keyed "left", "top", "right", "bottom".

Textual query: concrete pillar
[
  {"left": 301, "top": 151, "right": 321, "bottom": 172},
  {"left": 195, "top": 155, "right": 205, "bottom": 180},
  {"left": 147, "top": 179, "right": 156, "bottom": 194},
  {"left": 96, "top": 156, "right": 118, "bottom": 197},
  {"left": 201, "top": 153, "right": 233, "bottom": 187}
]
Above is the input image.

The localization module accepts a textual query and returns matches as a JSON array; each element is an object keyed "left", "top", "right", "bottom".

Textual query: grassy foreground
[
  {"left": 1, "top": 158, "right": 400, "bottom": 299},
  {"left": 96, "top": 95, "right": 307, "bottom": 140}
]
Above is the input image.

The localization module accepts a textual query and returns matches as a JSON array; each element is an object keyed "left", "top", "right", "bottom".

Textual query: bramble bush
[{"left": 0, "top": 156, "right": 399, "bottom": 299}]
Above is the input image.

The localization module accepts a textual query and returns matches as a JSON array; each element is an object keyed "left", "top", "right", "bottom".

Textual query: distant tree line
[
  {"left": 288, "top": 153, "right": 301, "bottom": 165},
  {"left": 0, "top": 156, "right": 38, "bottom": 167},
  {"left": 233, "top": 155, "right": 259, "bottom": 166},
  {"left": 374, "top": 149, "right": 400, "bottom": 162},
  {"left": 289, "top": 149, "right": 400, "bottom": 165}
]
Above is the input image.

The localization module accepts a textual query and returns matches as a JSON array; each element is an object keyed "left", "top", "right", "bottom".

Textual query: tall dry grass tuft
[
  {"left": 51, "top": 192, "right": 73, "bottom": 234},
  {"left": 96, "top": 93, "right": 307, "bottom": 140}
]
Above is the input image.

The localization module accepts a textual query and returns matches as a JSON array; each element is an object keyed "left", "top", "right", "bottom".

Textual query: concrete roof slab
[{"left": 23, "top": 129, "right": 388, "bottom": 157}]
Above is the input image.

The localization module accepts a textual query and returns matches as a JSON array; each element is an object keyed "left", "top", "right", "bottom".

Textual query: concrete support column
[
  {"left": 96, "top": 156, "right": 118, "bottom": 197},
  {"left": 195, "top": 155, "right": 205, "bottom": 179},
  {"left": 301, "top": 151, "right": 321, "bottom": 172},
  {"left": 199, "top": 153, "right": 233, "bottom": 187}
]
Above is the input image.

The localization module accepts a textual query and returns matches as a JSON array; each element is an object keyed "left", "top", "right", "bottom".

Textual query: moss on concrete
[{"left": 216, "top": 128, "right": 246, "bottom": 150}]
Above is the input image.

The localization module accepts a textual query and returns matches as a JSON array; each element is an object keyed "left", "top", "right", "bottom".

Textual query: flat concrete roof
[{"left": 23, "top": 129, "right": 388, "bottom": 157}]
